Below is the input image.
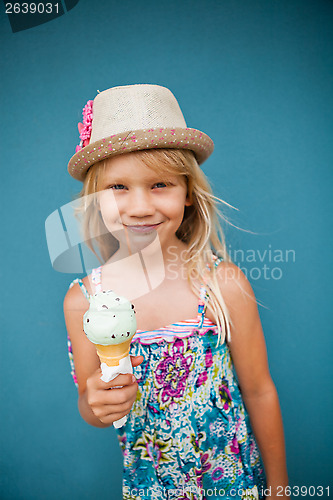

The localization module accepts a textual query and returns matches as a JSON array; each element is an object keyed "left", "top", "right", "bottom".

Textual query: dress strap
[
  {"left": 91, "top": 266, "right": 102, "bottom": 293},
  {"left": 197, "top": 284, "right": 209, "bottom": 328},
  {"left": 69, "top": 278, "right": 90, "bottom": 300},
  {"left": 197, "top": 255, "right": 223, "bottom": 328},
  {"left": 213, "top": 256, "right": 223, "bottom": 268},
  {"left": 67, "top": 269, "right": 102, "bottom": 388}
]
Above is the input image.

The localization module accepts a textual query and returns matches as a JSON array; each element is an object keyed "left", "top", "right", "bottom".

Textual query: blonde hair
[{"left": 77, "top": 149, "right": 235, "bottom": 345}]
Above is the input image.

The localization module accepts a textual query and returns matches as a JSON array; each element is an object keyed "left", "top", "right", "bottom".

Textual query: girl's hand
[{"left": 84, "top": 355, "right": 144, "bottom": 426}]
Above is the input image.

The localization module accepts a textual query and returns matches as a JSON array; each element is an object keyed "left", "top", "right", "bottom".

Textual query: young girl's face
[{"left": 97, "top": 152, "right": 191, "bottom": 253}]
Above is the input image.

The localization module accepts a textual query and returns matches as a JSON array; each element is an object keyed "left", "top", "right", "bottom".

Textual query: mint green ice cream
[{"left": 83, "top": 290, "right": 137, "bottom": 346}]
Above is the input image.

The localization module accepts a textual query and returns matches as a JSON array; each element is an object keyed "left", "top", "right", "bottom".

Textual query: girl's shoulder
[
  {"left": 214, "top": 260, "right": 258, "bottom": 308},
  {"left": 63, "top": 275, "right": 92, "bottom": 312}
]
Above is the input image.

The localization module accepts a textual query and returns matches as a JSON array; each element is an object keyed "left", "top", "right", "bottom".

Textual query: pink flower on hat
[{"left": 75, "top": 99, "right": 94, "bottom": 152}]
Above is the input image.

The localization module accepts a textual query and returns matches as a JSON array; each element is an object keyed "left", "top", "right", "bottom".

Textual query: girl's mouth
[{"left": 124, "top": 223, "right": 162, "bottom": 234}]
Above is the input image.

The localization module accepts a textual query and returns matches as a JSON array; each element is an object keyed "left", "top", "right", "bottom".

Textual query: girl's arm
[
  {"left": 63, "top": 282, "right": 143, "bottom": 428},
  {"left": 217, "top": 262, "right": 289, "bottom": 497}
]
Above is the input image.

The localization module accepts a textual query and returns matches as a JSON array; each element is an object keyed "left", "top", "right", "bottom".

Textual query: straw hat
[{"left": 68, "top": 84, "right": 214, "bottom": 181}]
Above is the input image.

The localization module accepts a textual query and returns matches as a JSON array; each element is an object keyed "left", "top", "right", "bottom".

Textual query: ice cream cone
[{"left": 96, "top": 338, "right": 132, "bottom": 367}]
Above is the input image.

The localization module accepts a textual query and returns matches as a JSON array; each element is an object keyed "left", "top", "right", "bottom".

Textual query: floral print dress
[{"left": 68, "top": 265, "right": 266, "bottom": 500}]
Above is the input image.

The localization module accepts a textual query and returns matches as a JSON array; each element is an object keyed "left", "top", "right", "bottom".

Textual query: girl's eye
[
  {"left": 153, "top": 182, "right": 168, "bottom": 189},
  {"left": 109, "top": 184, "right": 126, "bottom": 190}
]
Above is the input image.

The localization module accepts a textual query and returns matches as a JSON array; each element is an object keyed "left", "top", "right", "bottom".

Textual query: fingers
[
  {"left": 98, "top": 409, "right": 132, "bottom": 426},
  {"left": 131, "top": 355, "right": 144, "bottom": 367},
  {"left": 85, "top": 358, "right": 145, "bottom": 426},
  {"left": 105, "top": 373, "right": 136, "bottom": 389},
  {"left": 89, "top": 371, "right": 135, "bottom": 389},
  {"left": 86, "top": 371, "right": 139, "bottom": 426},
  {"left": 88, "top": 382, "right": 138, "bottom": 425}
]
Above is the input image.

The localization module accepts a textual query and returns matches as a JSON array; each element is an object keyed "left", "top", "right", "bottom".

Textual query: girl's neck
[
  {"left": 106, "top": 235, "right": 189, "bottom": 268},
  {"left": 99, "top": 237, "right": 190, "bottom": 299}
]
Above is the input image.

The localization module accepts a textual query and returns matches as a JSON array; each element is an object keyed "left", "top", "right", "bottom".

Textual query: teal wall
[{"left": 1, "top": 0, "right": 332, "bottom": 498}]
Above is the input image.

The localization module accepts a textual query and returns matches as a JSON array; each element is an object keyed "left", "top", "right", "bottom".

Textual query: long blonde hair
[{"left": 77, "top": 149, "right": 235, "bottom": 345}]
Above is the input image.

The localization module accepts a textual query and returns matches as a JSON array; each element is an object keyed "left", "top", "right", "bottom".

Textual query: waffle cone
[{"left": 96, "top": 339, "right": 132, "bottom": 367}]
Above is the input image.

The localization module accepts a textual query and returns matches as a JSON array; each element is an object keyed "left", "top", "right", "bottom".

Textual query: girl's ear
[
  {"left": 185, "top": 186, "right": 193, "bottom": 206},
  {"left": 185, "top": 196, "right": 192, "bottom": 207},
  {"left": 185, "top": 177, "right": 193, "bottom": 207}
]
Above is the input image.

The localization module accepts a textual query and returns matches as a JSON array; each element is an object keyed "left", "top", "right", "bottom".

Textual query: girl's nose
[{"left": 125, "top": 189, "right": 155, "bottom": 217}]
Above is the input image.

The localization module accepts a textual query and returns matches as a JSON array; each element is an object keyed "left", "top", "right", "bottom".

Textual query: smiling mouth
[{"left": 124, "top": 223, "right": 162, "bottom": 233}]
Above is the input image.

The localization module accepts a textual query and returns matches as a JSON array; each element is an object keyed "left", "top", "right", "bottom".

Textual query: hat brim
[{"left": 68, "top": 127, "right": 214, "bottom": 181}]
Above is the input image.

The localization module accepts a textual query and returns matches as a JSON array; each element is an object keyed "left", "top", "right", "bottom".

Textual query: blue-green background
[{"left": 1, "top": 0, "right": 332, "bottom": 498}]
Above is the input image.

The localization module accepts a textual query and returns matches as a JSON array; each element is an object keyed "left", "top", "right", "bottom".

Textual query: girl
[{"left": 64, "top": 84, "right": 288, "bottom": 499}]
